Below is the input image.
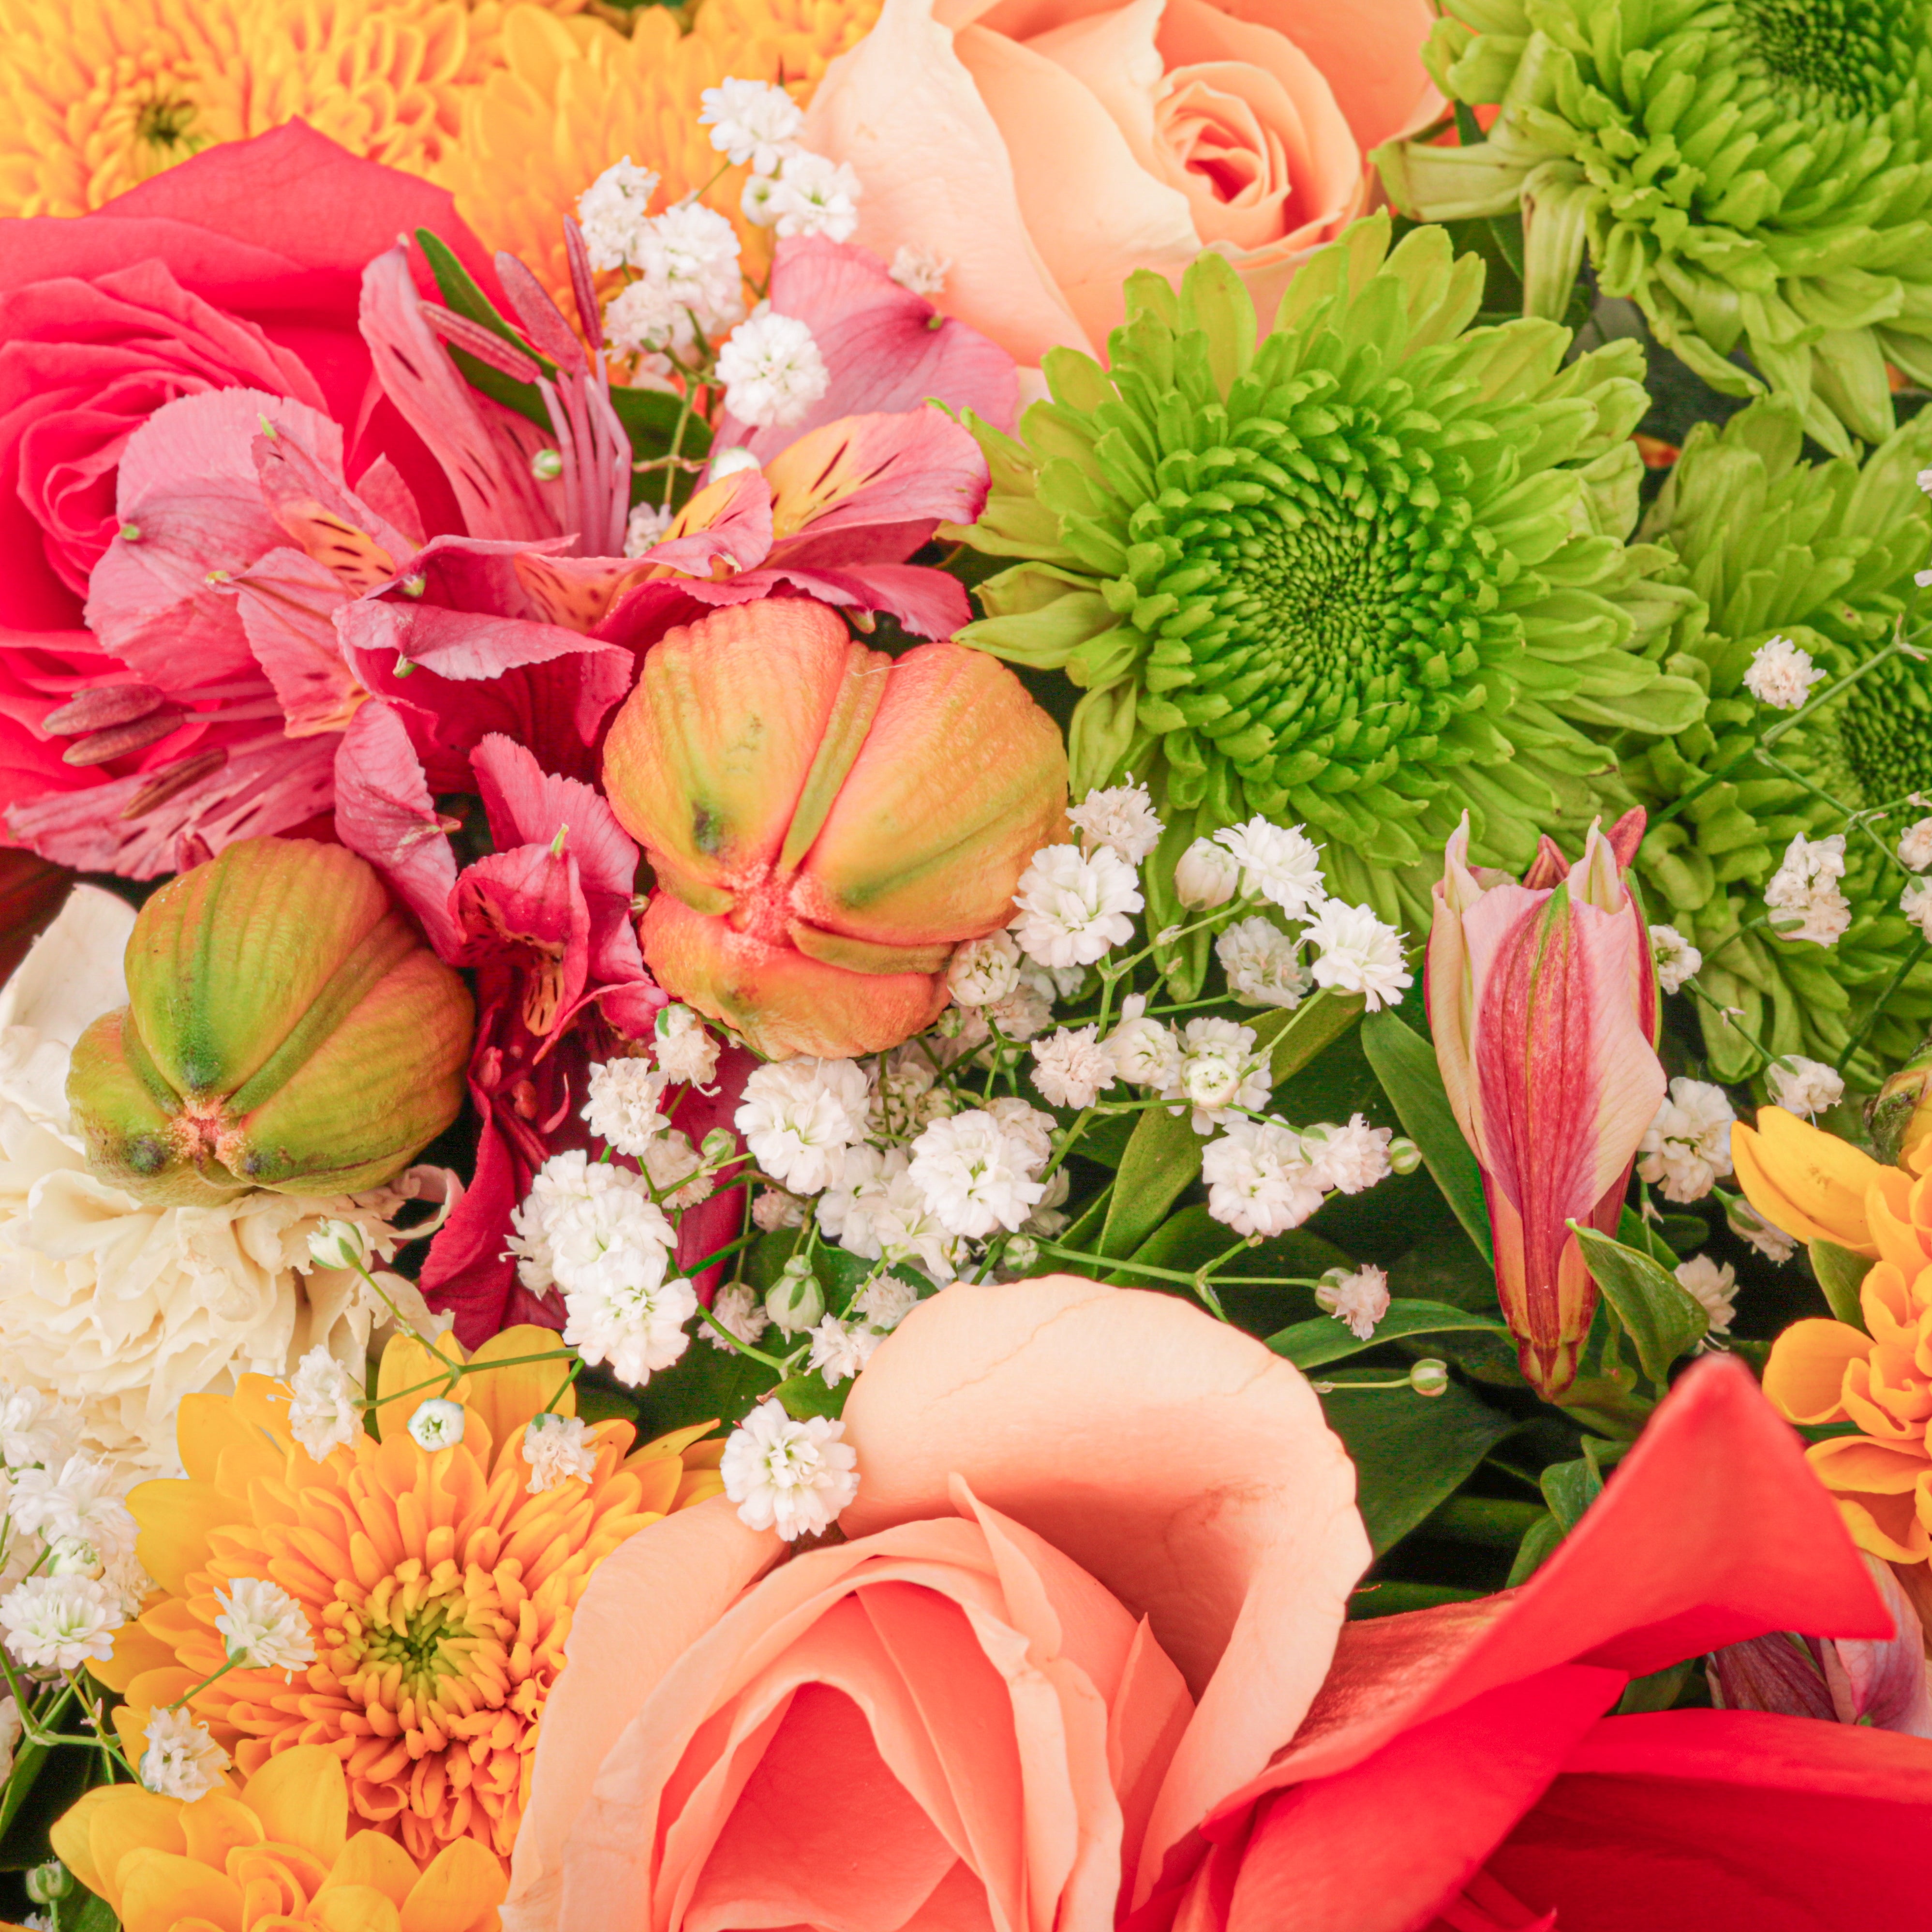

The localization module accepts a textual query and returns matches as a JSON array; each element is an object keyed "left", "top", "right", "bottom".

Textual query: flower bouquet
[{"left": 3, "top": 2, "right": 1932, "bottom": 1926}]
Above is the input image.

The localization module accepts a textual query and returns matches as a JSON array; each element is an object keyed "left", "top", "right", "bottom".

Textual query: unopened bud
[
  {"left": 765, "top": 1258, "right": 824, "bottom": 1335},
  {"left": 700, "top": 1127, "right": 736, "bottom": 1163},
  {"left": 531, "top": 447, "right": 564, "bottom": 480},
  {"left": 308, "top": 1218, "right": 369, "bottom": 1272},
  {"left": 407, "top": 1397, "right": 466, "bottom": 1451},
  {"left": 1003, "top": 1234, "right": 1040, "bottom": 1276},
  {"left": 400, "top": 573, "right": 427, "bottom": 598},
  {"left": 1387, "top": 1137, "right": 1424, "bottom": 1175},
  {"left": 711, "top": 446, "right": 761, "bottom": 479},
  {"left": 1409, "top": 1359, "right": 1449, "bottom": 1398},
  {"left": 1174, "top": 837, "right": 1238, "bottom": 910},
  {"left": 26, "top": 1863, "right": 72, "bottom": 1905},
  {"left": 118, "top": 522, "right": 142, "bottom": 543},
  {"left": 1869, "top": 1033, "right": 1932, "bottom": 1167}
]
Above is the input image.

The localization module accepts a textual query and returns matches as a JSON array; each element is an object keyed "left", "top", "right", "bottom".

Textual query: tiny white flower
[
  {"left": 806, "top": 1315, "right": 881, "bottom": 1388},
  {"left": 1768, "top": 1056, "right": 1845, "bottom": 1121},
  {"left": 889, "top": 244, "right": 951, "bottom": 296},
  {"left": 1637, "top": 1077, "right": 1737, "bottom": 1204},
  {"left": 602, "top": 202, "right": 745, "bottom": 359},
  {"left": 520, "top": 1412, "right": 599, "bottom": 1494},
  {"left": 563, "top": 1267, "right": 698, "bottom": 1389},
  {"left": 1303, "top": 901, "right": 1412, "bottom": 1011},
  {"left": 583, "top": 1058, "right": 674, "bottom": 1158},
  {"left": 0, "top": 1575, "right": 121, "bottom": 1671},
  {"left": 139, "top": 1706, "right": 231, "bottom": 1801},
  {"left": 766, "top": 149, "right": 862, "bottom": 242},
  {"left": 907, "top": 1110, "right": 1047, "bottom": 1238},
  {"left": 1902, "top": 876, "right": 1932, "bottom": 944},
  {"left": 1030, "top": 1025, "right": 1116, "bottom": 1109},
  {"left": 948, "top": 931, "right": 1023, "bottom": 1008},
  {"left": 1175, "top": 1016, "right": 1271, "bottom": 1132},
  {"left": 640, "top": 1129, "right": 713, "bottom": 1212},
  {"left": 97, "top": 1547, "right": 156, "bottom": 1622},
  {"left": 0, "top": 1385, "right": 78, "bottom": 1473},
  {"left": 751, "top": 1187, "right": 806, "bottom": 1232},
  {"left": 407, "top": 1398, "right": 465, "bottom": 1452},
  {"left": 853, "top": 1273, "right": 920, "bottom": 1331},
  {"left": 1765, "top": 833, "right": 1851, "bottom": 947},
  {"left": 1011, "top": 843, "right": 1143, "bottom": 967},
  {"left": 306, "top": 1218, "right": 368, "bottom": 1273},
  {"left": 1174, "top": 837, "right": 1239, "bottom": 910},
  {"left": 741, "top": 169, "right": 780, "bottom": 228},
  {"left": 1650, "top": 923, "right": 1702, "bottom": 996},
  {"left": 287, "top": 1347, "right": 360, "bottom": 1463},
  {"left": 1212, "top": 818, "right": 1325, "bottom": 918},
  {"left": 576, "top": 156, "right": 661, "bottom": 271},
  {"left": 985, "top": 968, "right": 1055, "bottom": 1043},
  {"left": 1202, "top": 1120, "right": 1325, "bottom": 1237},
  {"left": 655, "top": 1004, "right": 721, "bottom": 1087},
  {"left": 1742, "top": 635, "right": 1825, "bottom": 711},
  {"left": 698, "top": 76, "right": 803, "bottom": 173},
  {"left": 1918, "top": 466, "right": 1932, "bottom": 497},
  {"left": 1316, "top": 1265, "right": 1391, "bottom": 1342},
  {"left": 1067, "top": 782, "right": 1163, "bottom": 865},
  {"left": 717, "top": 308, "right": 829, "bottom": 429},
  {"left": 624, "top": 500, "right": 675, "bottom": 558},
  {"left": 704, "top": 1281, "right": 773, "bottom": 1352},
  {"left": 1105, "top": 994, "right": 1182, "bottom": 1089},
  {"left": 213, "top": 1576, "right": 314, "bottom": 1675},
  {"left": 1675, "top": 1254, "right": 1739, "bottom": 1348},
  {"left": 507, "top": 1150, "right": 661, "bottom": 1297},
  {"left": 9, "top": 1456, "right": 135, "bottom": 1563},
  {"left": 721, "top": 1401, "right": 860, "bottom": 1541},
  {"left": 1217, "top": 916, "right": 1311, "bottom": 1009},
  {"left": 1301, "top": 1115, "right": 1393, "bottom": 1194},
  {"left": 1899, "top": 817, "right": 1932, "bottom": 873},
  {"left": 1726, "top": 1195, "right": 1797, "bottom": 1264},
  {"left": 737, "top": 1056, "right": 871, "bottom": 1193}
]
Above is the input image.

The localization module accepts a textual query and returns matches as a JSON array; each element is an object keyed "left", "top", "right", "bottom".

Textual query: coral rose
[
  {"left": 507, "top": 1280, "right": 1932, "bottom": 1932},
  {"left": 803, "top": 0, "right": 1442, "bottom": 368},
  {"left": 0, "top": 121, "right": 496, "bottom": 817}
]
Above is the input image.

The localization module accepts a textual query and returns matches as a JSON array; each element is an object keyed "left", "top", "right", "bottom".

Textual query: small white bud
[{"left": 1174, "top": 837, "right": 1239, "bottom": 910}]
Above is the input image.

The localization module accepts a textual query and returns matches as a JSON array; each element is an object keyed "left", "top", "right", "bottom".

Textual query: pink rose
[
  {"left": 0, "top": 121, "right": 498, "bottom": 819},
  {"left": 803, "top": 0, "right": 1442, "bottom": 367}
]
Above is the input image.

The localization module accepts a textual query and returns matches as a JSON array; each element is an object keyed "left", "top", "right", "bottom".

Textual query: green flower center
[
  {"left": 135, "top": 94, "right": 198, "bottom": 157},
  {"left": 1737, "top": 0, "right": 1912, "bottom": 112},
  {"left": 1834, "top": 659, "right": 1932, "bottom": 804}
]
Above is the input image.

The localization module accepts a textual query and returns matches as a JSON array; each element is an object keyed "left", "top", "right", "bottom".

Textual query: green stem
[{"left": 1837, "top": 934, "right": 1932, "bottom": 1076}]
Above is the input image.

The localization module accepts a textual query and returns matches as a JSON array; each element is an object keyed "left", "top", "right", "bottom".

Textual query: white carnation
[
  {"left": 1011, "top": 844, "right": 1143, "bottom": 967},
  {"left": 737, "top": 1056, "right": 870, "bottom": 1194}
]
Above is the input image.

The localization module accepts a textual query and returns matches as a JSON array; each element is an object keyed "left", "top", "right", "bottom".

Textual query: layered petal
[{"left": 1732, "top": 1106, "right": 1890, "bottom": 1257}]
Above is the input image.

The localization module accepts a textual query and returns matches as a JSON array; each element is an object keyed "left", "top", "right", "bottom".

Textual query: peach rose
[
  {"left": 503, "top": 1275, "right": 1369, "bottom": 1930},
  {"left": 802, "top": 0, "right": 1442, "bottom": 367}
]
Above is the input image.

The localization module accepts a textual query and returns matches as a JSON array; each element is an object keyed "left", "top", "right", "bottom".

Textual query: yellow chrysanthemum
[
  {"left": 51, "top": 1744, "right": 505, "bottom": 1932},
  {"left": 0, "top": 0, "right": 585, "bottom": 219},
  {"left": 94, "top": 1327, "right": 724, "bottom": 1871},
  {"left": 433, "top": 0, "right": 880, "bottom": 312}
]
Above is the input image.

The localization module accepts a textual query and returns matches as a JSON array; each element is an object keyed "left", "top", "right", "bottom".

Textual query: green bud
[
  {"left": 1409, "top": 1359, "right": 1449, "bottom": 1398},
  {"left": 26, "top": 1863, "right": 72, "bottom": 1904},
  {"left": 700, "top": 1127, "right": 736, "bottom": 1163},
  {"left": 67, "top": 838, "right": 474, "bottom": 1205},
  {"left": 1387, "top": 1137, "right": 1424, "bottom": 1175},
  {"left": 765, "top": 1257, "right": 825, "bottom": 1335},
  {"left": 531, "top": 448, "right": 564, "bottom": 480},
  {"left": 1868, "top": 1033, "right": 1932, "bottom": 1168}
]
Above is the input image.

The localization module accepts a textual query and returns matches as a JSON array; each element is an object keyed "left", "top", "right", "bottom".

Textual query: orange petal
[
  {"left": 240, "top": 1746, "right": 348, "bottom": 1867},
  {"left": 117, "top": 1848, "right": 244, "bottom": 1932},
  {"left": 1763, "top": 1318, "right": 1872, "bottom": 1426},
  {"left": 49, "top": 1786, "right": 183, "bottom": 1908},
  {"left": 1806, "top": 1433, "right": 1932, "bottom": 1496},
  {"left": 638, "top": 891, "right": 949, "bottom": 1059},
  {"left": 839, "top": 1273, "right": 1369, "bottom": 1906},
  {"left": 1731, "top": 1110, "right": 1886, "bottom": 1257}
]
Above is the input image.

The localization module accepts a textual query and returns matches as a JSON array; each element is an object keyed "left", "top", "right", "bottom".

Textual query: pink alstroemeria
[
  {"left": 1426, "top": 810, "right": 1665, "bottom": 1400},
  {"left": 335, "top": 705, "right": 744, "bottom": 1342}
]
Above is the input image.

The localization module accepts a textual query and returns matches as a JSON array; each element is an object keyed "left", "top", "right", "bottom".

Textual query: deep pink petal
[
  {"left": 711, "top": 236, "right": 1018, "bottom": 462},
  {"left": 335, "top": 596, "right": 628, "bottom": 685},
  {"left": 631, "top": 467, "right": 775, "bottom": 579},
  {"left": 456, "top": 845, "right": 592, "bottom": 1025},
  {"left": 330, "top": 699, "right": 462, "bottom": 955},
  {"left": 233, "top": 547, "right": 361, "bottom": 735}
]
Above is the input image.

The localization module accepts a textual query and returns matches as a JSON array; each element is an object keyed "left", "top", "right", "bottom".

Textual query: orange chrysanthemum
[
  {"left": 432, "top": 0, "right": 880, "bottom": 312},
  {"left": 95, "top": 1327, "right": 723, "bottom": 1871},
  {"left": 52, "top": 1744, "right": 505, "bottom": 1932},
  {"left": 0, "top": 0, "right": 587, "bottom": 219}
]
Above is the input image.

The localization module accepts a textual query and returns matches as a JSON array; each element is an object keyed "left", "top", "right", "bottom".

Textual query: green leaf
[
  {"left": 1570, "top": 1223, "right": 1709, "bottom": 1388},
  {"left": 1350, "top": 1580, "right": 1484, "bottom": 1620},
  {"left": 1267, "top": 1297, "right": 1511, "bottom": 1370},
  {"left": 628, "top": 1327, "right": 773, "bottom": 1440},
  {"left": 773, "top": 1373, "right": 846, "bottom": 1421},
  {"left": 1259, "top": 989, "right": 1364, "bottom": 1086},
  {"left": 1506, "top": 1512, "right": 1564, "bottom": 1585},
  {"left": 1096, "top": 1105, "right": 1202, "bottom": 1259},
  {"left": 1538, "top": 1454, "right": 1603, "bottom": 1532},
  {"left": 1810, "top": 1238, "right": 1873, "bottom": 1330},
  {"left": 0, "top": 1739, "right": 93, "bottom": 1873},
  {"left": 1114, "top": 1204, "right": 1347, "bottom": 1289},
  {"left": 1359, "top": 1010, "right": 1493, "bottom": 1267},
  {"left": 1319, "top": 1376, "right": 1519, "bottom": 1554},
  {"left": 57, "top": 1884, "right": 119, "bottom": 1932}
]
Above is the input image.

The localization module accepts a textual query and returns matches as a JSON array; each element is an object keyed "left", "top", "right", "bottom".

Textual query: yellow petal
[
  {"left": 1807, "top": 1433, "right": 1932, "bottom": 1494},
  {"left": 1764, "top": 1318, "right": 1871, "bottom": 1424},
  {"left": 1733, "top": 1109, "right": 1886, "bottom": 1257},
  {"left": 323, "top": 1832, "right": 423, "bottom": 1911},
  {"left": 133, "top": 1477, "right": 242, "bottom": 1598},
  {"left": 1838, "top": 1488, "right": 1932, "bottom": 1564},
  {"left": 57, "top": 1787, "right": 186, "bottom": 1911},
  {"left": 241, "top": 1747, "right": 348, "bottom": 1866},
  {"left": 118, "top": 1848, "right": 244, "bottom": 1932},
  {"left": 174, "top": 1393, "right": 268, "bottom": 1486},
  {"left": 311, "top": 1883, "right": 404, "bottom": 1932},
  {"left": 401, "top": 1838, "right": 508, "bottom": 1932},
  {"left": 372, "top": 1334, "right": 468, "bottom": 1441},
  {"left": 95, "top": 1620, "right": 180, "bottom": 1694},
  {"left": 459, "top": 1326, "right": 577, "bottom": 1471},
  {"left": 181, "top": 1793, "right": 262, "bottom": 1872}
]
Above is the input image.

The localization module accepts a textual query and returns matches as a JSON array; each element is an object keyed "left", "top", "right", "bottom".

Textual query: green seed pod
[{"left": 67, "top": 837, "right": 473, "bottom": 1205}]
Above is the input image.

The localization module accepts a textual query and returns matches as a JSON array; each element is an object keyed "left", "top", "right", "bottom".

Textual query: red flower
[
  {"left": 0, "top": 123, "right": 498, "bottom": 823},
  {"left": 1136, "top": 1356, "right": 1928, "bottom": 1932}
]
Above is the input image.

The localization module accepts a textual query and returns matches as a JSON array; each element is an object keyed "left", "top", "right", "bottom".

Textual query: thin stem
[
  {"left": 1838, "top": 934, "right": 1931, "bottom": 1075},
  {"left": 1035, "top": 1239, "right": 1325, "bottom": 1291},
  {"left": 693, "top": 1297, "right": 789, "bottom": 1372}
]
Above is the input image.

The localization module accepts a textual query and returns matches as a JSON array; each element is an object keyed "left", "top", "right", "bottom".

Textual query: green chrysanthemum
[
  {"left": 1625, "top": 396, "right": 1932, "bottom": 1084},
  {"left": 1379, "top": 0, "right": 1932, "bottom": 458},
  {"left": 955, "top": 218, "right": 1702, "bottom": 935}
]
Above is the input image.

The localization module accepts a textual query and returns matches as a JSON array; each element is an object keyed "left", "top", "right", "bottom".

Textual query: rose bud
[
  {"left": 67, "top": 837, "right": 472, "bottom": 1205},
  {"left": 603, "top": 598, "right": 1067, "bottom": 1059}
]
